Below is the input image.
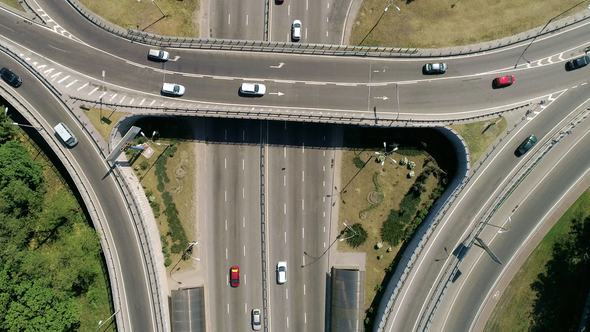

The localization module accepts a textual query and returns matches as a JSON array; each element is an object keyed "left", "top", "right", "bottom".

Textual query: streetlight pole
[
  {"left": 95, "top": 309, "right": 120, "bottom": 331},
  {"left": 11, "top": 122, "right": 42, "bottom": 130},
  {"left": 340, "top": 222, "right": 358, "bottom": 242},
  {"left": 358, "top": 1, "right": 400, "bottom": 45}
]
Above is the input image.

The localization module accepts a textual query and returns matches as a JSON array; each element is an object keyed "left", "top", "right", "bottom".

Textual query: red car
[
  {"left": 230, "top": 266, "right": 240, "bottom": 287},
  {"left": 493, "top": 75, "right": 515, "bottom": 88}
]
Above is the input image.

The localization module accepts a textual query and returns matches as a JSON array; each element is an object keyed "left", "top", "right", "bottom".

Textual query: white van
[{"left": 54, "top": 122, "right": 78, "bottom": 147}]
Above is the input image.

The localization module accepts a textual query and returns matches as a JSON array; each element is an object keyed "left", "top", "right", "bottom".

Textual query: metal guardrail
[
  {"left": 0, "top": 46, "right": 169, "bottom": 330},
  {"left": 0, "top": 84, "right": 126, "bottom": 329},
  {"left": 416, "top": 104, "right": 590, "bottom": 331},
  {"left": 68, "top": 96, "right": 531, "bottom": 126},
  {"left": 260, "top": 122, "right": 269, "bottom": 332},
  {"left": 65, "top": 0, "right": 418, "bottom": 58}
]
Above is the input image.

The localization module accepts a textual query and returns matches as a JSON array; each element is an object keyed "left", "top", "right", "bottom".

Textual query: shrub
[
  {"left": 346, "top": 223, "right": 368, "bottom": 248},
  {"left": 165, "top": 146, "right": 177, "bottom": 158},
  {"left": 164, "top": 258, "right": 172, "bottom": 267},
  {"left": 140, "top": 161, "right": 149, "bottom": 170},
  {"left": 397, "top": 148, "right": 422, "bottom": 156},
  {"left": 154, "top": 155, "right": 169, "bottom": 192},
  {"left": 353, "top": 156, "right": 365, "bottom": 168},
  {"left": 381, "top": 212, "right": 406, "bottom": 246}
]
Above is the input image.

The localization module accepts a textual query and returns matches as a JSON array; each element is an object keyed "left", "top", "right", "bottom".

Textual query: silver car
[
  {"left": 252, "top": 309, "right": 261, "bottom": 330},
  {"left": 423, "top": 62, "right": 447, "bottom": 74},
  {"left": 240, "top": 83, "right": 266, "bottom": 96},
  {"left": 161, "top": 83, "right": 185, "bottom": 96}
]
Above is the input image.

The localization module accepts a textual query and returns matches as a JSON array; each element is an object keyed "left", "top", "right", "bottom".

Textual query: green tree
[{"left": 346, "top": 223, "right": 368, "bottom": 248}]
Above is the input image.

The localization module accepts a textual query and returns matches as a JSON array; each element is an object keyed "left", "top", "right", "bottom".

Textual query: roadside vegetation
[
  {"left": 0, "top": 106, "right": 114, "bottom": 331},
  {"left": 337, "top": 126, "right": 456, "bottom": 329},
  {"left": 485, "top": 190, "right": 590, "bottom": 332},
  {"left": 351, "top": 0, "right": 587, "bottom": 48},
  {"left": 85, "top": 110, "right": 198, "bottom": 271},
  {"left": 451, "top": 117, "right": 507, "bottom": 166},
  {"left": 78, "top": 0, "right": 199, "bottom": 38}
]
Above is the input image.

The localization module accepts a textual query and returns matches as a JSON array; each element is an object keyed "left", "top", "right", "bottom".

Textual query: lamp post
[
  {"left": 139, "top": 0, "right": 166, "bottom": 18},
  {"left": 358, "top": 1, "right": 400, "bottom": 45},
  {"left": 11, "top": 122, "right": 42, "bottom": 130},
  {"left": 340, "top": 222, "right": 358, "bottom": 242},
  {"left": 95, "top": 308, "right": 119, "bottom": 331},
  {"left": 375, "top": 142, "right": 398, "bottom": 165}
]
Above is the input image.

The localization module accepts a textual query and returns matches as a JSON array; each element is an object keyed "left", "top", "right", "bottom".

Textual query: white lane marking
[
  {"left": 225, "top": 191, "right": 227, "bottom": 201},
  {"left": 88, "top": 87, "right": 98, "bottom": 95},
  {"left": 225, "top": 248, "right": 228, "bottom": 259},
  {"left": 129, "top": 98, "right": 134, "bottom": 105},
  {"left": 323, "top": 211, "right": 326, "bottom": 217},
  {"left": 323, "top": 165, "right": 326, "bottom": 171},
  {"left": 284, "top": 175, "right": 286, "bottom": 186},
  {"left": 287, "top": 317, "right": 289, "bottom": 328},
  {"left": 243, "top": 217, "right": 245, "bottom": 227},
  {"left": 324, "top": 242, "right": 326, "bottom": 248},
  {"left": 323, "top": 150, "right": 326, "bottom": 156},
  {"left": 245, "top": 274, "right": 247, "bottom": 285},
  {"left": 65, "top": 80, "right": 77, "bottom": 88},
  {"left": 246, "top": 15, "right": 249, "bottom": 25},
  {"left": 288, "top": 5, "right": 291, "bottom": 15},
  {"left": 285, "top": 232, "right": 287, "bottom": 243},
  {"left": 323, "top": 226, "right": 326, "bottom": 232},
  {"left": 323, "top": 180, "right": 326, "bottom": 186},
  {"left": 284, "top": 147, "right": 287, "bottom": 157},
  {"left": 57, "top": 75, "right": 70, "bottom": 83},
  {"left": 302, "top": 199, "right": 305, "bottom": 210},
  {"left": 302, "top": 227, "right": 305, "bottom": 238},
  {"left": 245, "top": 303, "right": 247, "bottom": 313},
  {"left": 327, "top": 2, "right": 329, "bottom": 7},
  {"left": 284, "top": 204, "right": 287, "bottom": 214},
  {"left": 109, "top": 93, "right": 117, "bottom": 101},
  {"left": 302, "top": 171, "right": 305, "bottom": 182},
  {"left": 243, "top": 188, "right": 245, "bottom": 198},
  {"left": 306, "top": 0, "right": 308, "bottom": 10},
  {"left": 323, "top": 196, "right": 326, "bottom": 202},
  {"left": 227, "top": 303, "right": 229, "bottom": 314},
  {"left": 119, "top": 96, "right": 125, "bottom": 104},
  {"left": 286, "top": 288, "right": 289, "bottom": 299},
  {"left": 326, "top": 31, "right": 329, "bottom": 37},
  {"left": 150, "top": 100, "right": 155, "bottom": 106},
  {"left": 326, "top": 17, "right": 329, "bottom": 22},
  {"left": 228, "top": 14, "right": 231, "bottom": 25},
  {"left": 302, "top": 142, "right": 305, "bottom": 153},
  {"left": 98, "top": 92, "right": 106, "bottom": 99},
  {"left": 305, "top": 28, "right": 308, "bottom": 39},
  {"left": 225, "top": 158, "right": 227, "bottom": 169},
  {"left": 225, "top": 219, "right": 227, "bottom": 231},
  {"left": 304, "top": 284, "right": 306, "bottom": 295},
  {"left": 242, "top": 159, "right": 245, "bottom": 169},
  {"left": 139, "top": 99, "right": 145, "bottom": 106},
  {"left": 243, "top": 246, "right": 246, "bottom": 256}
]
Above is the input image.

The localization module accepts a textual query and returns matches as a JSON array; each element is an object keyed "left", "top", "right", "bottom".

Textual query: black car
[
  {"left": 566, "top": 55, "right": 590, "bottom": 70},
  {"left": 1, "top": 67, "right": 22, "bottom": 87},
  {"left": 517, "top": 135, "right": 538, "bottom": 156}
]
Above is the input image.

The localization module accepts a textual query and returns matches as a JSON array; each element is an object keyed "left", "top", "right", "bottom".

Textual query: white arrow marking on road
[
  {"left": 269, "top": 92, "right": 284, "bottom": 96},
  {"left": 374, "top": 96, "right": 389, "bottom": 100},
  {"left": 170, "top": 56, "right": 181, "bottom": 61},
  {"left": 270, "top": 62, "right": 285, "bottom": 68}
]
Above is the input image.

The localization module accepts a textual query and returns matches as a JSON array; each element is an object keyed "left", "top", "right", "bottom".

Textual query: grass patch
[
  {"left": 2, "top": 0, "right": 25, "bottom": 12},
  {"left": 78, "top": 0, "right": 200, "bottom": 38},
  {"left": 337, "top": 148, "right": 444, "bottom": 325},
  {"left": 350, "top": 0, "right": 587, "bottom": 48},
  {"left": 451, "top": 117, "right": 507, "bottom": 166},
  {"left": 484, "top": 190, "right": 590, "bottom": 332},
  {"left": 84, "top": 107, "right": 130, "bottom": 142}
]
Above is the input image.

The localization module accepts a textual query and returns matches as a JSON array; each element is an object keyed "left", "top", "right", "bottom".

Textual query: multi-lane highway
[{"left": 4, "top": 1, "right": 590, "bottom": 332}]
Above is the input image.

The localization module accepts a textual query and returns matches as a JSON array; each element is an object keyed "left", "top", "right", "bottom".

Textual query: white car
[
  {"left": 161, "top": 83, "right": 185, "bottom": 96},
  {"left": 148, "top": 49, "right": 169, "bottom": 61},
  {"left": 292, "top": 20, "right": 302, "bottom": 41},
  {"left": 251, "top": 309, "right": 261, "bottom": 330},
  {"left": 277, "top": 261, "right": 287, "bottom": 284},
  {"left": 240, "top": 83, "right": 266, "bottom": 96}
]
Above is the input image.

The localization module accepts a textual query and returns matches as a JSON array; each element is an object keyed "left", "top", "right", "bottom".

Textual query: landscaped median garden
[
  {"left": 85, "top": 109, "right": 198, "bottom": 273},
  {"left": 336, "top": 126, "right": 457, "bottom": 329}
]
